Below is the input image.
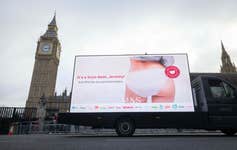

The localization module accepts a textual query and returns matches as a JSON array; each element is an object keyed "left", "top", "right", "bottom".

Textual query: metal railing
[
  {"left": 0, "top": 107, "right": 37, "bottom": 120},
  {"left": 11, "top": 121, "right": 75, "bottom": 134},
  {"left": 0, "top": 107, "right": 37, "bottom": 134}
]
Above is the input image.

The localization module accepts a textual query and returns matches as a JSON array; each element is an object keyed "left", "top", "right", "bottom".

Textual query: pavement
[{"left": 0, "top": 134, "right": 237, "bottom": 150}]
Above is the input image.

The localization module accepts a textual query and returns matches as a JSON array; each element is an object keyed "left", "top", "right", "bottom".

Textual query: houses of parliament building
[{"left": 25, "top": 15, "right": 237, "bottom": 117}]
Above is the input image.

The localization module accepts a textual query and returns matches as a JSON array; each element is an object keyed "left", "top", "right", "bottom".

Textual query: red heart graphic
[{"left": 165, "top": 66, "right": 180, "bottom": 78}]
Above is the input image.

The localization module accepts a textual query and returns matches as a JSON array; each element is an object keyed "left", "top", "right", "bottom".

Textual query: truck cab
[{"left": 192, "top": 73, "right": 237, "bottom": 135}]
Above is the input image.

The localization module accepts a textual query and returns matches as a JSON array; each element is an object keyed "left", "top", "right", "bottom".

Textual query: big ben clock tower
[{"left": 26, "top": 14, "right": 61, "bottom": 108}]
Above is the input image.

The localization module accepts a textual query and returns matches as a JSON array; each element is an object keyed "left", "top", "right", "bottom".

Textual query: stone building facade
[
  {"left": 45, "top": 90, "right": 71, "bottom": 119},
  {"left": 25, "top": 15, "right": 70, "bottom": 117}
]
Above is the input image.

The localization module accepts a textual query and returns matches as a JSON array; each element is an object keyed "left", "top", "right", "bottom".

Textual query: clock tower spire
[
  {"left": 26, "top": 14, "right": 61, "bottom": 109},
  {"left": 43, "top": 13, "right": 58, "bottom": 38},
  {"left": 220, "top": 41, "right": 237, "bottom": 73}
]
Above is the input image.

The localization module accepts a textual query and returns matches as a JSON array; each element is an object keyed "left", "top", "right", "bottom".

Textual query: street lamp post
[{"left": 38, "top": 94, "right": 47, "bottom": 132}]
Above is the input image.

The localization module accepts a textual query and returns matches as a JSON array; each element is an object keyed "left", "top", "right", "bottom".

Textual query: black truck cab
[{"left": 192, "top": 74, "right": 237, "bottom": 135}]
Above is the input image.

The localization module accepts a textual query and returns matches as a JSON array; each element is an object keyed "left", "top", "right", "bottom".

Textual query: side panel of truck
[
  {"left": 70, "top": 54, "right": 194, "bottom": 113},
  {"left": 58, "top": 112, "right": 207, "bottom": 129}
]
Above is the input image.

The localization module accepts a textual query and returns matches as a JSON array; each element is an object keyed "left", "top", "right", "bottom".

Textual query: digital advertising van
[{"left": 59, "top": 54, "right": 237, "bottom": 136}]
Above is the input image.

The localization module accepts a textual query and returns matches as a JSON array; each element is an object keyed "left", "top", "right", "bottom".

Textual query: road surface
[{"left": 0, "top": 134, "right": 236, "bottom": 150}]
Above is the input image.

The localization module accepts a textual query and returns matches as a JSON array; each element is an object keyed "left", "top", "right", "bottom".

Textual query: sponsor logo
[
  {"left": 101, "top": 107, "right": 106, "bottom": 109},
  {"left": 71, "top": 106, "right": 77, "bottom": 109},
  {"left": 159, "top": 105, "right": 164, "bottom": 110},
  {"left": 135, "top": 106, "right": 142, "bottom": 109},
  {"left": 79, "top": 106, "right": 86, "bottom": 110},
  {"left": 108, "top": 106, "right": 114, "bottom": 109},
  {"left": 165, "top": 105, "right": 171, "bottom": 109},
  {"left": 172, "top": 104, "right": 178, "bottom": 109},
  {"left": 123, "top": 106, "right": 133, "bottom": 109}
]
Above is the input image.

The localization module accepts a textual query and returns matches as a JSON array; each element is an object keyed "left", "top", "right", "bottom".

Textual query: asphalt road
[{"left": 0, "top": 134, "right": 236, "bottom": 150}]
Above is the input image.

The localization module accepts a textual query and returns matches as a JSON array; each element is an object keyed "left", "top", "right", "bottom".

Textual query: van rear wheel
[
  {"left": 115, "top": 118, "right": 135, "bottom": 136},
  {"left": 221, "top": 129, "right": 237, "bottom": 136}
]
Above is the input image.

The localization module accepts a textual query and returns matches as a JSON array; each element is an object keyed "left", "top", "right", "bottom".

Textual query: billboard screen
[{"left": 70, "top": 54, "right": 194, "bottom": 112}]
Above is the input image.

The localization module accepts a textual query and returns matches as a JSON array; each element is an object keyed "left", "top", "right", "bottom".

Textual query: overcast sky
[{"left": 1, "top": 0, "right": 237, "bottom": 107}]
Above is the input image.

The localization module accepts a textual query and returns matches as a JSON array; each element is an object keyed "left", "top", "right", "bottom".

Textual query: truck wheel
[
  {"left": 221, "top": 129, "right": 237, "bottom": 136},
  {"left": 115, "top": 118, "right": 135, "bottom": 137}
]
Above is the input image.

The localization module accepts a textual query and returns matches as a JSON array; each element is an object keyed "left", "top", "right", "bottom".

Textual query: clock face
[
  {"left": 42, "top": 44, "right": 51, "bottom": 52},
  {"left": 39, "top": 43, "right": 52, "bottom": 55}
]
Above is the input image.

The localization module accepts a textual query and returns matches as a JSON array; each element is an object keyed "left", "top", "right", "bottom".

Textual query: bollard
[{"left": 8, "top": 125, "right": 14, "bottom": 136}]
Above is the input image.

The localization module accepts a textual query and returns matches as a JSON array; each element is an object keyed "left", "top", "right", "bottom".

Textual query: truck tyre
[
  {"left": 115, "top": 118, "right": 135, "bottom": 137},
  {"left": 221, "top": 129, "right": 237, "bottom": 136}
]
